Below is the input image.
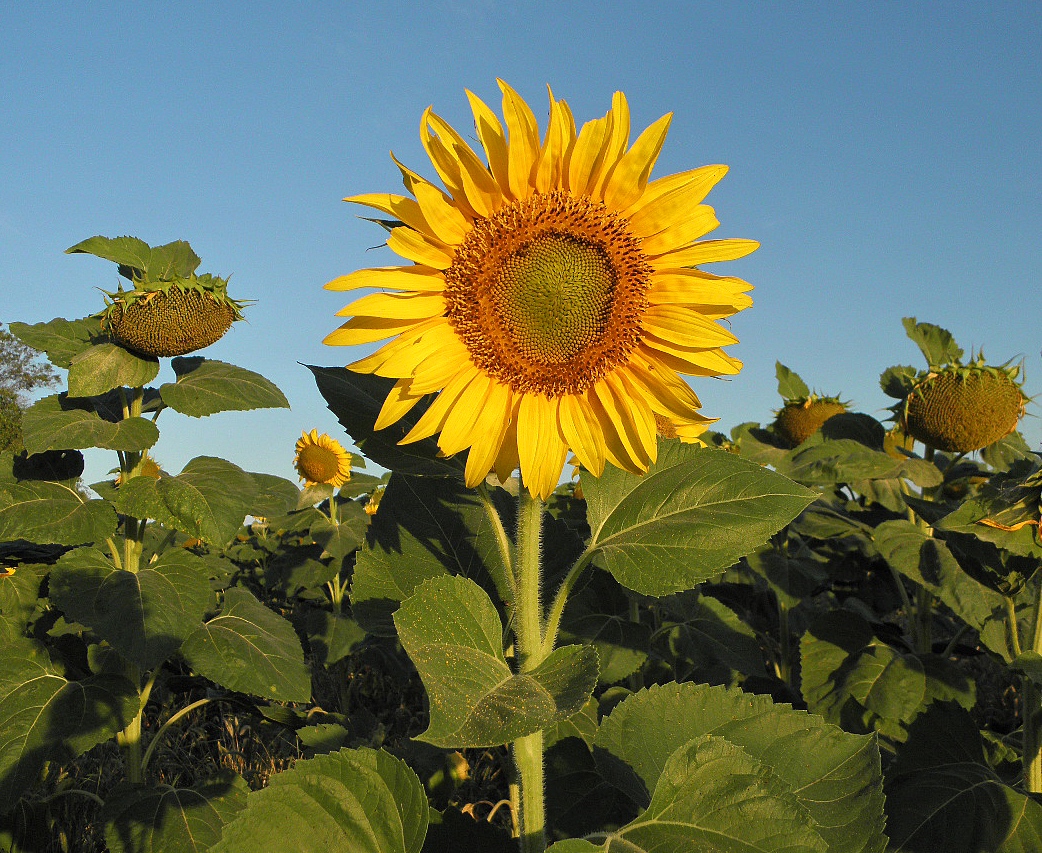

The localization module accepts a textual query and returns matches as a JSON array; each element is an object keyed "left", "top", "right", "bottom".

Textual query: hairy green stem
[
  {"left": 477, "top": 482, "right": 516, "bottom": 610},
  {"left": 513, "top": 486, "right": 546, "bottom": 852},
  {"left": 1024, "top": 582, "right": 1042, "bottom": 793},
  {"left": 540, "top": 549, "right": 594, "bottom": 660}
]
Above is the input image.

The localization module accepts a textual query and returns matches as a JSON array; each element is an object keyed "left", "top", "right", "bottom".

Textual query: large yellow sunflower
[
  {"left": 325, "top": 81, "right": 756, "bottom": 500},
  {"left": 294, "top": 429, "right": 353, "bottom": 489}
]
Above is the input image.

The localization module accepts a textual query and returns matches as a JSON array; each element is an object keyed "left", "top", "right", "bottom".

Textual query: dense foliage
[{"left": 2, "top": 242, "right": 1040, "bottom": 852}]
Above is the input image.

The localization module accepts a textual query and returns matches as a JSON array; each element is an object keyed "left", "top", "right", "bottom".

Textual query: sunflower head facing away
[
  {"left": 325, "top": 81, "right": 756, "bottom": 499},
  {"left": 294, "top": 430, "right": 353, "bottom": 489}
]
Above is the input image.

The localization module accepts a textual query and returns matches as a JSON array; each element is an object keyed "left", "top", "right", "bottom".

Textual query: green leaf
[
  {"left": 593, "top": 682, "right": 887, "bottom": 853},
  {"left": 583, "top": 443, "right": 818, "bottom": 596},
  {"left": 66, "top": 235, "right": 201, "bottom": 280},
  {"left": 902, "top": 316, "right": 964, "bottom": 369},
  {"left": 21, "top": 394, "right": 159, "bottom": 454},
  {"left": 879, "top": 364, "right": 920, "bottom": 400},
  {"left": 776, "top": 361, "right": 810, "bottom": 400},
  {"left": 308, "top": 366, "right": 463, "bottom": 477},
  {"left": 873, "top": 520, "right": 1007, "bottom": 638},
  {"left": 160, "top": 358, "right": 289, "bottom": 417},
  {"left": 558, "top": 613, "right": 648, "bottom": 686},
  {"left": 180, "top": 587, "right": 311, "bottom": 702},
  {"left": 67, "top": 344, "right": 159, "bottom": 398},
  {"left": 102, "top": 773, "right": 248, "bottom": 853},
  {"left": 658, "top": 591, "right": 768, "bottom": 680},
  {"left": 310, "top": 501, "right": 367, "bottom": 561},
  {"left": 395, "top": 575, "right": 598, "bottom": 748},
  {"left": 112, "top": 460, "right": 289, "bottom": 546},
  {"left": 0, "top": 478, "right": 117, "bottom": 545},
  {"left": 885, "top": 702, "right": 1042, "bottom": 852},
  {"left": 565, "top": 735, "right": 827, "bottom": 853},
  {"left": 800, "top": 610, "right": 926, "bottom": 738},
  {"left": 0, "top": 638, "right": 138, "bottom": 809},
  {"left": 213, "top": 748, "right": 428, "bottom": 853},
  {"left": 50, "top": 547, "right": 214, "bottom": 670},
  {"left": 745, "top": 546, "right": 828, "bottom": 608},
  {"left": 350, "top": 474, "right": 512, "bottom": 635},
  {"left": 304, "top": 609, "right": 366, "bottom": 667},
  {"left": 9, "top": 317, "right": 104, "bottom": 370},
  {"left": 0, "top": 564, "right": 46, "bottom": 636}
]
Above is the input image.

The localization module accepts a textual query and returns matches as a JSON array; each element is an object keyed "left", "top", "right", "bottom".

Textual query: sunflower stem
[
  {"left": 1023, "top": 581, "right": 1042, "bottom": 794},
  {"left": 513, "top": 485, "right": 547, "bottom": 852}
]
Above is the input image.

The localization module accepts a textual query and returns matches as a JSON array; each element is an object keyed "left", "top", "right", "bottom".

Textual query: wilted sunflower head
[
  {"left": 325, "top": 81, "right": 756, "bottom": 499},
  {"left": 294, "top": 429, "right": 353, "bottom": 489}
]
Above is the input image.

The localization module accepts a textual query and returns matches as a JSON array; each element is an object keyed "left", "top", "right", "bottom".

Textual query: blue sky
[{"left": 3, "top": 2, "right": 1040, "bottom": 487}]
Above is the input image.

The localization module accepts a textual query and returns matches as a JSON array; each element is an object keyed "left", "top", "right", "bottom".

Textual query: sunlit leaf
[
  {"left": 180, "top": 587, "right": 310, "bottom": 702},
  {"left": 0, "top": 475, "right": 116, "bottom": 546},
  {"left": 213, "top": 748, "right": 428, "bottom": 853},
  {"left": 584, "top": 443, "right": 817, "bottom": 596},
  {"left": 67, "top": 343, "right": 159, "bottom": 398},
  {"left": 8, "top": 317, "right": 104, "bottom": 369},
  {"left": 395, "top": 575, "right": 598, "bottom": 748},
  {"left": 902, "top": 316, "right": 963, "bottom": 369},
  {"left": 161, "top": 358, "right": 289, "bottom": 417},
  {"left": 21, "top": 395, "right": 159, "bottom": 454}
]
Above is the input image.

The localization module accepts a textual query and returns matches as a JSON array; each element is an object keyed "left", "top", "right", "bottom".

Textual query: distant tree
[{"left": 0, "top": 323, "right": 60, "bottom": 452}]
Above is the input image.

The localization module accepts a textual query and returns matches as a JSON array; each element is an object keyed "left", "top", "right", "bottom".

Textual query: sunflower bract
[{"left": 325, "top": 81, "right": 757, "bottom": 499}]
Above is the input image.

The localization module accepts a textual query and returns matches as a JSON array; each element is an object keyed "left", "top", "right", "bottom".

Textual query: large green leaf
[
  {"left": 9, "top": 317, "right": 104, "bottom": 369},
  {"left": 50, "top": 547, "right": 214, "bottom": 671},
  {"left": 67, "top": 235, "right": 201, "bottom": 281},
  {"left": 656, "top": 591, "right": 767, "bottom": 681},
  {"left": 885, "top": 702, "right": 1042, "bottom": 852},
  {"left": 180, "top": 587, "right": 311, "bottom": 702},
  {"left": 213, "top": 748, "right": 428, "bottom": 853},
  {"left": 593, "top": 682, "right": 887, "bottom": 853},
  {"left": 395, "top": 575, "right": 598, "bottom": 748},
  {"left": 558, "top": 613, "right": 648, "bottom": 686},
  {"left": 67, "top": 344, "right": 159, "bottom": 398},
  {"left": 583, "top": 443, "right": 817, "bottom": 596},
  {"left": 873, "top": 520, "right": 1007, "bottom": 641},
  {"left": 0, "top": 638, "right": 138, "bottom": 810},
  {"left": 102, "top": 773, "right": 248, "bottom": 853},
  {"left": 350, "top": 474, "right": 513, "bottom": 635},
  {"left": 0, "top": 478, "right": 116, "bottom": 545},
  {"left": 112, "top": 457, "right": 257, "bottom": 546},
  {"left": 902, "top": 316, "right": 963, "bottom": 369},
  {"left": 800, "top": 610, "right": 926, "bottom": 739},
  {"left": 21, "top": 395, "right": 159, "bottom": 454},
  {"left": 0, "top": 564, "right": 46, "bottom": 636},
  {"left": 776, "top": 361, "right": 810, "bottom": 400},
  {"left": 308, "top": 366, "right": 463, "bottom": 477},
  {"left": 554, "top": 734, "right": 827, "bottom": 853},
  {"left": 160, "top": 358, "right": 289, "bottom": 417}
]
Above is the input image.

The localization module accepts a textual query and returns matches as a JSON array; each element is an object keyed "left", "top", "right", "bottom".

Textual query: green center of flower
[
  {"left": 498, "top": 234, "right": 617, "bottom": 365},
  {"left": 444, "top": 190, "right": 651, "bottom": 397},
  {"left": 297, "top": 445, "right": 340, "bottom": 484}
]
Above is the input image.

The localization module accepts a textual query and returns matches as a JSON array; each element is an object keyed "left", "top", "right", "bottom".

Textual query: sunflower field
[{"left": 3, "top": 84, "right": 1042, "bottom": 853}]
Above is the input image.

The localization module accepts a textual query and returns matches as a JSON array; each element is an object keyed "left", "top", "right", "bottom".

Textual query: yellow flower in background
[
  {"left": 294, "top": 429, "right": 353, "bottom": 489},
  {"left": 326, "top": 81, "right": 756, "bottom": 499}
]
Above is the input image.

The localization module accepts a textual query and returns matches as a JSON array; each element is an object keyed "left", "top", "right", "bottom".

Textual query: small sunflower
[
  {"left": 326, "top": 82, "right": 756, "bottom": 499},
  {"left": 294, "top": 429, "right": 353, "bottom": 489}
]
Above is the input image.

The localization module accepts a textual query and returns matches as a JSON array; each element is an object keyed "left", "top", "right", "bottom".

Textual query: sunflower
[
  {"left": 294, "top": 429, "right": 353, "bottom": 489},
  {"left": 325, "top": 81, "right": 756, "bottom": 499}
]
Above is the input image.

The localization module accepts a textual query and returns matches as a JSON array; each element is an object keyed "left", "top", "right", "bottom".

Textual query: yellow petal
[
  {"left": 558, "top": 393, "right": 606, "bottom": 476},
  {"left": 323, "top": 315, "right": 427, "bottom": 347},
  {"left": 602, "top": 112, "right": 672, "bottom": 211},
  {"left": 493, "top": 413, "right": 521, "bottom": 484},
  {"left": 400, "top": 365, "right": 480, "bottom": 444},
  {"left": 438, "top": 371, "right": 495, "bottom": 456},
  {"left": 336, "top": 291, "right": 445, "bottom": 319},
  {"left": 424, "top": 109, "right": 502, "bottom": 217},
  {"left": 588, "top": 91, "right": 631, "bottom": 201},
  {"left": 610, "top": 371, "right": 658, "bottom": 468},
  {"left": 419, "top": 112, "right": 477, "bottom": 220},
  {"left": 464, "top": 381, "right": 514, "bottom": 486},
  {"left": 349, "top": 319, "right": 453, "bottom": 377},
  {"left": 408, "top": 338, "right": 471, "bottom": 393},
  {"left": 387, "top": 227, "right": 455, "bottom": 269},
  {"left": 374, "top": 379, "right": 426, "bottom": 430},
  {"left": 567, "top": 114, "right": 611, "bottom": 197},
  {"left": 410, "top": 180, "right": 471, "bottom": 245},
  {"left": 649, "top": 238, "right": 760, "bottom": 269},
  {"left": 622, "top": 165, "right": 729, "bottom": 221},
  {"left": 325, "top": 266, "right": 445, "bottom": 293},
  {"left": 593, "top": 375, "right": 653, "bottom": 474},
  {"left": 626, "top": 357, "right": 706, "bottom": 421},
  {"left": 627, "top": 171, "right": 734, "bottom": 239},
  {"left": 499, "top": 79, "right": 540, "bottom": 199},
  {"left": 466, "top": 89, "right": 512, "bottom": 197},
  {"left": 640, "top": 206, "right": 720, "bottom": 256},
  {"left": 343, "top": 193, "right": 438, "bottom": 242},
  {"left": 535, "top": 88, "right": 574, "bottom": 193},
  {"left": 642, "top": 305, "right": 739, "bottom": 347},
  {"left": 639, "top": 340, "right": 743, "bottom": 377},
  {"left": 517, "top": 393, "right": 568, "bottom": 500}
]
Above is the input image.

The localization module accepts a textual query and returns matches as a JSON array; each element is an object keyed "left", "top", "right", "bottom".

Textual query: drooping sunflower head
[
  {"left": 325, "top": 82, "right": 757, "bottom": 499},
  {"left": 294, "top": 429, "right": 353, "bottom": 489}
]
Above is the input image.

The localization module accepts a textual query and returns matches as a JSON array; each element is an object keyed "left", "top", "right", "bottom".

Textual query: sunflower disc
[{"left": 109, "top": 289, "right": 236, "bottom": 357}]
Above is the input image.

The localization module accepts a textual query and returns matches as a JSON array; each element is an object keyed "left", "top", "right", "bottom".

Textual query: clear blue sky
[{"left": 3, "top": 2, "right": 1040, "bottom": 487}]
